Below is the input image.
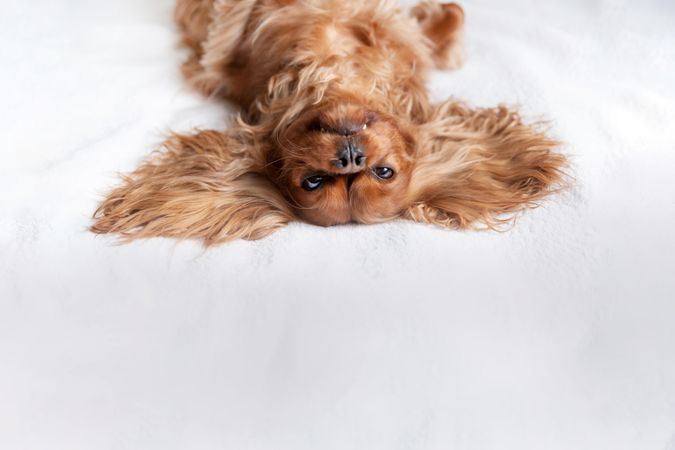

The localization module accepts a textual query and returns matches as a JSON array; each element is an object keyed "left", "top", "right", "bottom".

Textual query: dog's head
[
  {"left": 271, "top": 102, "right": 416, "bottom": 226},
  {"left": 92, "top": 102, "right": 566, "bottom": 245}
]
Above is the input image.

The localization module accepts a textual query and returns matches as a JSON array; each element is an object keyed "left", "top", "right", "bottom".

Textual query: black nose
[{"left": 334, "top": 141, "right": 366, "bottom": 170}]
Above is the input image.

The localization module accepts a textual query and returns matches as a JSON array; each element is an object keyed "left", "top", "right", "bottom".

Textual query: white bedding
[{"left": 1, "top": 1, "right": 675, "bottom": 449}]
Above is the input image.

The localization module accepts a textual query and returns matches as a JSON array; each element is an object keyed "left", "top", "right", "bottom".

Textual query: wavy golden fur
[{"left": 92, "top": 0, "right": 568, "bottom": 245}]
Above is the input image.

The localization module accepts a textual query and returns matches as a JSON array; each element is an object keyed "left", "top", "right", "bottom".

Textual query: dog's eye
[
  {"left": 302, "top": 175, "right": 325, "bottom": 191},
  {"left": 373, "top": 167, "right": 394, "bottom": 180}
]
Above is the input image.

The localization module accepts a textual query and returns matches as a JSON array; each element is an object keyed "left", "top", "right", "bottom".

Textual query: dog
[{"left": 92, "top": 0, "right": 567, "bottom": 245}]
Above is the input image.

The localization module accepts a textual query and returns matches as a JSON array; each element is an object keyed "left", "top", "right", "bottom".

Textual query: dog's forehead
[{"left": 293, "top": 176, "right": 409, "bottom": 226}]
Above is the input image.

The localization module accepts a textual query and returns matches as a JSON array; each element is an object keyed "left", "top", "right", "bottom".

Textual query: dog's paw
[
  {"left": 438, "top": 38, "right": 465, "bottom": 70},
  {"left": 413, "top": 2, "right": 465, "bottom": 70}
]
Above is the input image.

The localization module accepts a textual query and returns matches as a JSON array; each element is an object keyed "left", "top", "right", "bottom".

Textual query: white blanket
[{"left": 1, "top": 1, "right": 674, "bottom": 449}]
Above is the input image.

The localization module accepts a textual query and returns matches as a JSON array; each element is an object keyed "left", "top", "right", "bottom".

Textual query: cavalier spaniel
[{"left": 92, "top": 0, "right": 567, "bottom": 245}]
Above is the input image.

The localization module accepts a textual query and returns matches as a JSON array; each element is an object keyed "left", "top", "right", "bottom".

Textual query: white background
[{"left": 1, "top": 0, "right": 674, "bottom": 449}]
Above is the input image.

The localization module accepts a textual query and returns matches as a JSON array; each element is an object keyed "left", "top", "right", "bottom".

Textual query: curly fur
[{"left": 92, "top": 0, "right": 568, "bottom": 245}]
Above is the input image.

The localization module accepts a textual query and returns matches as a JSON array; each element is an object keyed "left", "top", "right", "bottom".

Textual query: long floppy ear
[
  {"left": 92, "top": 129, "right": 294, "bottom": 245},
  {"left": 406, "top": 101, "right": 569, "bottom": 229}
]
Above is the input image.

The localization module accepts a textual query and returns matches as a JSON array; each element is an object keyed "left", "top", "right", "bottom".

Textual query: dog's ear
[
  {"left": 405, "top": 101, "right": 568, "bottom": 229},
  {"left": 92, "top": 129, "right": 294, "bottom": 245}
]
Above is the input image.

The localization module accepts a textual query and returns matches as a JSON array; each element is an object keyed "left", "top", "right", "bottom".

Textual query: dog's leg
[
  {"left": 174, "top": 0, "right": 221, "bottom": 97},
  {"left": 175, "top": 0, "right": 216, "bottom": 54},
  {"left": 175, "top": 0, "right": 257, "bottom": 99},
  {"left": 412, "top": 1, "right": 465, "bottom": 70}
]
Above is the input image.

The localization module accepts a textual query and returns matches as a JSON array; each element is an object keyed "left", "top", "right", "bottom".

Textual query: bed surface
[{"left": 1, "top": 1, "right": 674, "bottom": 449}]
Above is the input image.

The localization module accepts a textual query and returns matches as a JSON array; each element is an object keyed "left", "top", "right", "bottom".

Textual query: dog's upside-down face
[
  {"left": 275, "top": 103, "right": 414, "bottom": 226},
  {"left": 91, "top": 0, "right": 568, "bottom": 245}
]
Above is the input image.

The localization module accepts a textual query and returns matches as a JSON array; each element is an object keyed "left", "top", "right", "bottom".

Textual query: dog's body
[{"left": 92, "top": 0, "right": 566, "bottom": 245}]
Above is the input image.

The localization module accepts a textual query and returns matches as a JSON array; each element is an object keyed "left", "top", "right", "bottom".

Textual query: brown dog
[{"left": 92, "top": 0, "right": 567, "bottom": 245}]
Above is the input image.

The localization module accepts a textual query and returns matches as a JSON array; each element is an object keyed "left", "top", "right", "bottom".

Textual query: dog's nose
[{"left": 333, "top": 141, "right": 366, "bottom": 171}]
